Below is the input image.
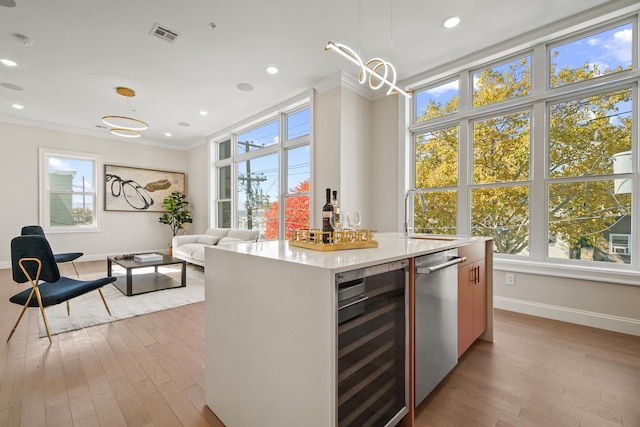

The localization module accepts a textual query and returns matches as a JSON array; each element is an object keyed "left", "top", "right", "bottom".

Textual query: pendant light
[
  {"left": 326, "top": 0, "right": 411, "bottom": 98},
  {"left": 101, "top": 86, "right": 149, "bottom": 138}
]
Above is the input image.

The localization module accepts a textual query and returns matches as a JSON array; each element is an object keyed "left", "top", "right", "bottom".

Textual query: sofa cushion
[
  {"left": 218, "top": 237, "right": 243, "bottom": 245},
  {"left": 206, "top": 228, "right": 231, "bottom": 239},
  {"left": 197, "top": 235, "right": 220, "bottom": 246},
  {"left": 174, "top": 243, "right": 203, "bottom": 257},
  {"left": 191, "top": 246, "right": 206, "bottom": 262},
  {"left": 227, "top": 229, "right": 259, "bottom": 242}
]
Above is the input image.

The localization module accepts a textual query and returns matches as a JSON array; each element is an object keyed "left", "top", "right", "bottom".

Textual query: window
[
  {"left": 39, "top": 147, "right": 100, "bottom": 232},
  {"left": 414, "top": 126, "right": 458, "bottom": 234},
  {"left": 473, "top": 55, "right": 531, "bottom": 107},
  {"left": 548, "top": 89, "right": 632, "bottom": 263},
  {"left": 238, "top": 120, "right": 278, "bottom": 154},
  {"left": 410, "top": 17, "right": 637, "bottom": 275},
  {"left": 237, "top": 152, "right": 278, "bottom": 231},
  {"left": 549, "top": 22, "right": 633, "bottom": 88},
  {"left": 216, "top": 139, "right": 232, "bottom": 228},
  {"left": 414, "top": 79, "right": 459, "bottom": 121},
  {"left": 213, "top": 103, "right": 311, "bottom": 239}
]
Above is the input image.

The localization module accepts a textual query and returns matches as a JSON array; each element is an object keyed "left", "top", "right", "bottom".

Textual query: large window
[
  {"left": 411, "top": 18, "right": 637, "bottom": 273},
  {"left": 213, "top": 102, "right": 311, "bottom": 239},
  {"left": 39, "top": 147, "right": 100, "bottom": 232}
]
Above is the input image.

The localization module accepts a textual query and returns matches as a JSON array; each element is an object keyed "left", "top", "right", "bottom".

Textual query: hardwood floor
[{"left": 1, "top": 261, "right": 639, "bottom": 426}]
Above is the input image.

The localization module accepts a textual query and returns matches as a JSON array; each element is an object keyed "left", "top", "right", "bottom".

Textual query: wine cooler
[{"left": 336, "top": 260, "right": 409, "bottom": 427}]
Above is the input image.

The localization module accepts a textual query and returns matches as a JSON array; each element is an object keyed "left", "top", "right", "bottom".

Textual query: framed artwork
[{"left": 104, "top": 165, "right": 186, "bottom": 212}]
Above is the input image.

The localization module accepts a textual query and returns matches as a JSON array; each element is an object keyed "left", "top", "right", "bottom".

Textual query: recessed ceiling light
[
  {"left": 11, "top": 103, "right": 24, "bottom": 109},
  {"left": 1, "top": 58, "right": 17, "bottom": 67},
  {"left": 237, "top": 83, "right": 254, "bottom": 92},
  {"left": 165, "top": 132, "right": 172, "bottom": 137},
  {"left": 443, "top": 16, "right": 460, "bottom": 29},
  {"left": 266, "top": 66, "right": 279, "bottom": 75},
  {"left": 199, "top": 111, "right": 208, "bottom": 116}
]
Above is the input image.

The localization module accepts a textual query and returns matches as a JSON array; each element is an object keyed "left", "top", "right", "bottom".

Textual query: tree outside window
[{"left": 413, "top": 21, "right": 634, "bottom": 265}]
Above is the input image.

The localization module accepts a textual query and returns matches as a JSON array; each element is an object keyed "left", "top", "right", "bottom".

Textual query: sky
[
  {"left": 48, "top": 156, "right": 94, "bottom": 192},
  {"left": 416, "top": 22, "right": 633, "bottom": 115}
]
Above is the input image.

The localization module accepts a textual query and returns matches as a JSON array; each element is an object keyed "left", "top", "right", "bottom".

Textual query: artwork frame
[{"left": 104, "top": 164, "right": 186, "bottom": 212}]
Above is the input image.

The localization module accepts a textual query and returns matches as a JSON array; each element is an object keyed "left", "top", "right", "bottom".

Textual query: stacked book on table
[{"left": 133, "top": 253, "right": 163, "bottom": 262}]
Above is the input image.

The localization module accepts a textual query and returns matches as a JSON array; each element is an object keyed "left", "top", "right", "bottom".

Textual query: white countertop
[{"left": 209, "top": 232, "right": 483, "bottom": 273}]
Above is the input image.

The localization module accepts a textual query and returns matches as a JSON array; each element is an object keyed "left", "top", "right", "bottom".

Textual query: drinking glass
[
  {"left": 347, "top": 211, "right": 361, "bottom": 231},
  {"left": 329, "top": 213, "right": 340, "bottom": 243},
  {"left": 330, "top": 212, "right": 341, "bottom": 231}
]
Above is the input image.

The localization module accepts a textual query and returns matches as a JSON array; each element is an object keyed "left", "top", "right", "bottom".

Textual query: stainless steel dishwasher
[{"left": 414, "top": 249, "right": 464, "bottom": 407}]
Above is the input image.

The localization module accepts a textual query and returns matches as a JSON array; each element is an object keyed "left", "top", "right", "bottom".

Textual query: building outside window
[
  {"left": 213, "top": 102, "right": 311, "bottom": 240},
  {"left": 39, "top": 147, "right": 100, "bottom": 232},
  {"left": 410, "top": 18, "right": 636, "bottom": 271}
]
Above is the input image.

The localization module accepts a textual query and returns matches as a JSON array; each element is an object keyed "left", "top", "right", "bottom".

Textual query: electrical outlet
[{"left": 505, "top": 273, "right": 515, "bottom": 286}]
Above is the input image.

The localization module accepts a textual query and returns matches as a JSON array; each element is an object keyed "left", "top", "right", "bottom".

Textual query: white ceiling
[{"left": 0, "top": 0, "right": 623, "bottom": 149}]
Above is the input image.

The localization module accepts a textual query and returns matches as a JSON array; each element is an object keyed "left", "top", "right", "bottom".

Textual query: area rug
[{"left": 38, "top": 264, "right": 204, "bottom": 337}]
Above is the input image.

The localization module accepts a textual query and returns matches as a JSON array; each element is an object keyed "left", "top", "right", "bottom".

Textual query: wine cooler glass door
[{"left": 336, "top": 261, "right": 408, "bottom": 427}]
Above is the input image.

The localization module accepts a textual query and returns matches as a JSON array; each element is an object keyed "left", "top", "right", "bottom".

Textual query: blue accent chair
[
  {"left": 21, "top": 225, "right": 84, "bottom": 277},
  {"left": 8, "top": 235, "right": 116, "bottom": 343}
]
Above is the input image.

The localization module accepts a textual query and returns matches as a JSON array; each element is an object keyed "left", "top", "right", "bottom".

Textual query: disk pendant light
[{"left": 102, "top": 86, "right": 149, "bottom": 138}]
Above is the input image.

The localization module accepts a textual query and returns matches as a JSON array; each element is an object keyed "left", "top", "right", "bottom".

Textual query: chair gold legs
[
  {"left": 34, "top": 287, "right": 53, "bottom": 343},
  {"left": 98, "top": 288, "right": 112, "bottom": 316},
  {"left": 6, "top": 286, "right": 52, "bottom": 344},
  {"left": 70, "top": 261, "right": 80, "bottom": 278},
  {"left": 7, "top": 287, "right": 36, "bottom": 343}
]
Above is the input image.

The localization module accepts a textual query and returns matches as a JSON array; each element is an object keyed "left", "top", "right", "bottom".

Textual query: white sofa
[{"left": 172, "top": 228, "right": 260, "bottom": 267}]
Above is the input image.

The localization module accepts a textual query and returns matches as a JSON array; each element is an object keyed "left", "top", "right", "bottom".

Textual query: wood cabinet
[{"left": 458, "top": 241, "right": 487, "bottom": 358}]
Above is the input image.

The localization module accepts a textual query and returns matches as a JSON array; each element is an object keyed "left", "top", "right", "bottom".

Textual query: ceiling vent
[{"left": 150, "top": 24, "right": 180, "bottom": 43}]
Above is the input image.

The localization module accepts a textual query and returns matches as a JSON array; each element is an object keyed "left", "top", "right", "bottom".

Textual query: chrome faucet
[{"left": 404, "top": 188, "right": 427, "bottom": 236}]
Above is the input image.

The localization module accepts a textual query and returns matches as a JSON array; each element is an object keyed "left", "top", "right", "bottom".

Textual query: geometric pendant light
[{"left": 101, "top": 86, "right": 149, "bottom": 138}]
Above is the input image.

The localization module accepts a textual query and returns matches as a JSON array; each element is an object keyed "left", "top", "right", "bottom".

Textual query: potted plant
[{"left": 159, "top": 191, "right": 193, "bottom": 254}]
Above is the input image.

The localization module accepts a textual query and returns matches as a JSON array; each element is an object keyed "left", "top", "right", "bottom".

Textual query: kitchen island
[{"left": 204, "top": 232, "right": 493, "bottom": 427}]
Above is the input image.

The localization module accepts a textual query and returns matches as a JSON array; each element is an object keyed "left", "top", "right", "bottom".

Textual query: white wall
[
  {"left": 312, "top": 85, "right": 374, "bottom": 229},
  {"left": 493, "top": 270, "right": 640, "bottom": 335},
  {"left": 0, "top": 121, "right": 188, "bottom": 267},
  {"left": 312, "top": 88, "right": 341, "bottom": 229},
  {"left": 185, "top": 142, "right": 209, "bottom": 234},
  {"left": 339, "top": 89, "right": 372, "bottom": 226},
  {"left": 369, "top": 95, "right": 400, "bottom": 232}
]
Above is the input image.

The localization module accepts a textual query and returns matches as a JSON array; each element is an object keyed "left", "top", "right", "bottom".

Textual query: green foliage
[
  {"left": 158, "top": 191, "right": 193, "bottom": 238},
  {"left": 415, "top": 55, "right": 632, "bottom": 258}
]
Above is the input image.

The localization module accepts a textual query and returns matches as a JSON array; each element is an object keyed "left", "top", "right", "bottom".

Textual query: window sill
[{"left": 494, "top": 257, "right": 640, "bottom": 287}]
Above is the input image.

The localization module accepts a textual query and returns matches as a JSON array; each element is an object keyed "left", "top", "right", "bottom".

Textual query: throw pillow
[{"left": 198, "top": 235, "right": 220, "bottom": 246}]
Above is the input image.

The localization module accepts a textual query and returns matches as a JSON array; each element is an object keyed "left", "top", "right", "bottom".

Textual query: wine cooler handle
[{"left": 338, "top": 296, "right": 369, "bottom": 311}]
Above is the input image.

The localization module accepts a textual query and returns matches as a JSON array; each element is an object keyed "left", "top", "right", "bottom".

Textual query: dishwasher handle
[{"left": 416, "top": 256, "right": 466, "bottom": 275}]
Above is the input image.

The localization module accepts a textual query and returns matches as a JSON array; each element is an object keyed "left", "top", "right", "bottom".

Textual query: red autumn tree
[{"left": 263, "top": 179, "right": 310, "bottom": 239}]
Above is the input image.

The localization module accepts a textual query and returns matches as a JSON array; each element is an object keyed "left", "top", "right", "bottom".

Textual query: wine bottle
[
  {"left": 331, "top": 190, "right": 341, "bottom": 230},
  {"left": 322, "top": 188, "right": 334, "bottom": 243}
]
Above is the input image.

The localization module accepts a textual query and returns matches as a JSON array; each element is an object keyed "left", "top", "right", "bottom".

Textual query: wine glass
[
  {"left": 330, "top": 213, "right": 341, "bottom": 243},
  {"left": 330, "top": 212, "right": 341, "bottom": 230},
  {"left": 347, "top": 211, "right": 361, "bottom": 232}
]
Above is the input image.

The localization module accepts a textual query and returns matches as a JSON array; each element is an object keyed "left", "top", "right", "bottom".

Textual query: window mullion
[{"left": 529, "top": 101, "right": 547, "bottom": 262}]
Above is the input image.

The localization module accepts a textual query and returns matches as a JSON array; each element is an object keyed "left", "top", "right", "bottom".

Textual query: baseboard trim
[{"left": 494, "top": 296, "right": 640, "bottom": 336}]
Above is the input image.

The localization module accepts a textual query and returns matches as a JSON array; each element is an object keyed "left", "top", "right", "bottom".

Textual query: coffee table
[{"left": 107, "top": 254, "right": 187, "bottom": 296}]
